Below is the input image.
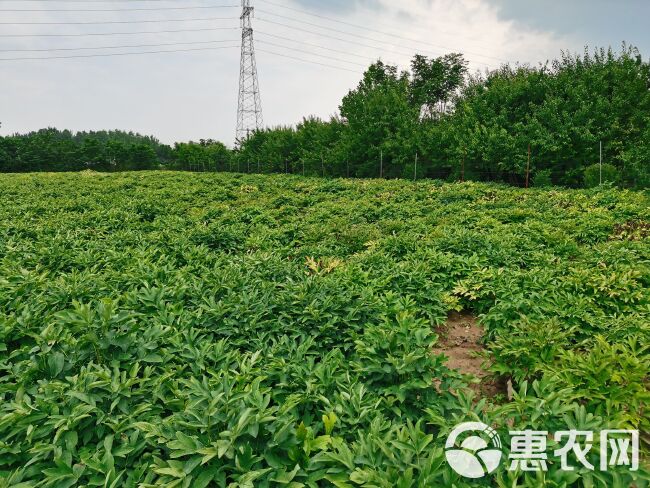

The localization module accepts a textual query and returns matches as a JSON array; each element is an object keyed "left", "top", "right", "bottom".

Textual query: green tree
[
  {"left": 410, "top": 53, "right": 468, "bottom": 118},
  {"left": 340, "top": 61, "right": 420, "bottom": 178}
]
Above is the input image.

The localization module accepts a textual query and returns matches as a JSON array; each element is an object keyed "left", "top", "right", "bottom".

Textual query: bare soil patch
[{"left": 434, "top": 312, "right": 506, "bottom": 398}]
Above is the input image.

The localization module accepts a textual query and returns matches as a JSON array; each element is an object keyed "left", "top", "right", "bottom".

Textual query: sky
[{"left": 0, "top": 0, "right": 648, "bottom": 146}]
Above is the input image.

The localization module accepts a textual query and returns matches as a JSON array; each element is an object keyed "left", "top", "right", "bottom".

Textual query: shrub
[
  {"left": 532, "top": 169, "right": 553, "bottom": 187},
  {"left": 584, "top": 163, "right": 619, "bottom": 188}
]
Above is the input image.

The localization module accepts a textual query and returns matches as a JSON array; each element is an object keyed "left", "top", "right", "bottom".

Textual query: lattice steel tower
[{"left": 236, "top": 0, "right": 263, "bottom": 143}]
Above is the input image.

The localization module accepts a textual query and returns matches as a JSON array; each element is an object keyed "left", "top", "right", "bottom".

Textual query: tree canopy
[
  {"left": 0, "top": 129, "right": 168, "bottom": 173},
  {"left": 234, "top": 46, "right": 650, "bottom": 188}
]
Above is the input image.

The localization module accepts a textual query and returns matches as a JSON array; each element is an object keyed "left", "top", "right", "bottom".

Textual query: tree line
[
  {"left": 0, "top": 128, "right": 234, "bottom": 173},
  {"left": 1, "top": 46, "right": 648, "bottom": 188},
  {"left": 0, "top": 129, "right": 169, "bottom": 173},
  {"left": 235, "top": 46, "right": 650, "bottom": 188}
]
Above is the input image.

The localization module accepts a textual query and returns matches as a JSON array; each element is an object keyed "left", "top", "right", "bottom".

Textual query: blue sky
[{"left": 0, "top": 0, "right": 647, "bottom": 145}]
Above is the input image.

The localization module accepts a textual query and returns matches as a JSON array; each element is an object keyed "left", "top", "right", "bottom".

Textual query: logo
[
  {"left": 445, "top": 424, "right": 639, "bottom": 477},
  {"left": 445, "top": 422, "right": 503, "bottom": 479}
]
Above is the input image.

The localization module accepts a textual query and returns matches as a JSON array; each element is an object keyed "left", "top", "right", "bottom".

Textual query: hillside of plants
[
  {"left": 0, "top": 171, "right": 647, "bottom": 486},
  {"left": 1, "top": 46, "right": 649, "bottom": 188}
]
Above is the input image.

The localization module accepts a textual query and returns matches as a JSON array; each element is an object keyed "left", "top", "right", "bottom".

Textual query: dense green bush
[
  {"left": 583, "top": 163, "right": 620, "bottom": 187},
  {"left": 533, "top": 169, "right": 553, "bottom": 187}
]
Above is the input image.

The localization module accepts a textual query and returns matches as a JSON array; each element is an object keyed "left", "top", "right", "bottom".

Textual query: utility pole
[
  {"left": 380, "top": 150, "right": 383, "bottom": 178},
  {"left": 236, "top": 0, "right": 263, "bottom": 144},
  {"left": 321, "top": 154, "right": 325, "bottom": 177}
]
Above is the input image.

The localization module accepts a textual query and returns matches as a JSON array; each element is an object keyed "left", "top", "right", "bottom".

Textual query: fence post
[
  {"left": 600, "top": 140, "right": 603, "bottom": 185},
  {"left": 414, "top": 153, "right": 418, "bottom": 182},
  {"left": 461, "top": 150, "right": 465, "bottom": 182},
  {"left": 526, "top": 144, "right": 531, "bottom": 188}
]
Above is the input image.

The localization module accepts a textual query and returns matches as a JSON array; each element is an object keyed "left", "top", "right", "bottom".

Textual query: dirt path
[{"left": 433, "top": 312, "right": 506, "bottom": 398}]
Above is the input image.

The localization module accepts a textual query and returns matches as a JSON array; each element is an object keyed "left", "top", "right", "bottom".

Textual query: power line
[
  {"left": 0, "top": 16, "right": 361, "bottom": 74},
  {"left": 0, "top": 2, "right": 499, "bottom": 70},
  {"left": 257, "top": 39, "right": 365, "bottom": 67},
  {"left": 0, "top": 27, "right": 239, "bottom": 37},
  {"left": 0, "top": 35, "right": 370, "bottom": 72},
  {"left": 0, "top": 39, "right": 240, "bottom": 53},
  {"left": 256, "top": 30, "right": 372, "bottom": 61},
  {"left": 257, "top": 47, "right": 360, "bottom": 74},
  {"left": 0, "top": 5, "right": 238, "bottom": 12},
  {"left": 258, "top": 9, "right": 411, "bottom": 50},
  {"left": 257, "top": 18, "right": 414, "bottom": 58},
  {"left": 0, "top": 0, "right": 142, "bottom": 1},
  {"left": 259, "top": 0, "right": 507, "bottom": 63},
  {"left": 0, "top": 44, "right": 239, "bottom": 61},
  {"left": 257, "top": 9, "right": 497, "bottom": 68},
  {"left": 257, "top": 16, "right": 494, "bottom": 69},
  {"left": 0, "top": 16, "right": 238, "bottom": 25}
]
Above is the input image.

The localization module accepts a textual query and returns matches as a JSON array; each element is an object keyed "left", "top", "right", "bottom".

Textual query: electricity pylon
[{"left": 236, "top": 0, "right": 263, "bottom": 144}]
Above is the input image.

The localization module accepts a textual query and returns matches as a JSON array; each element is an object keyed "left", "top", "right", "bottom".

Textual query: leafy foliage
[
  {"left": 235, "top": 46, "right": 650, "bottom": 188},
  {"left": 584, "top": 163, "right": 619, "bottom": 188},
  {"left": 0, "top": 129, "right": 169, "bottom": 172},
  {"left": 0, "top": 172, "right": 648, "bottom": 486},
  {"left": 533, "top": 169, "right": 553, "bottom": 187}
]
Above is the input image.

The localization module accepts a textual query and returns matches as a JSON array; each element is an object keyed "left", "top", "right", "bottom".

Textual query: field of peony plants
[{"left": 0, "top": 171, "right": 647, "bottom": 487}]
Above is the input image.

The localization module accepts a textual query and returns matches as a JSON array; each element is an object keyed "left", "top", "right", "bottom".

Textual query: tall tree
[
  {"left": 410, "top": 53, "right": 468, "bottom": 118},
  {"left": 340, "top": 61, "right": 420, "bottom": 178}
]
